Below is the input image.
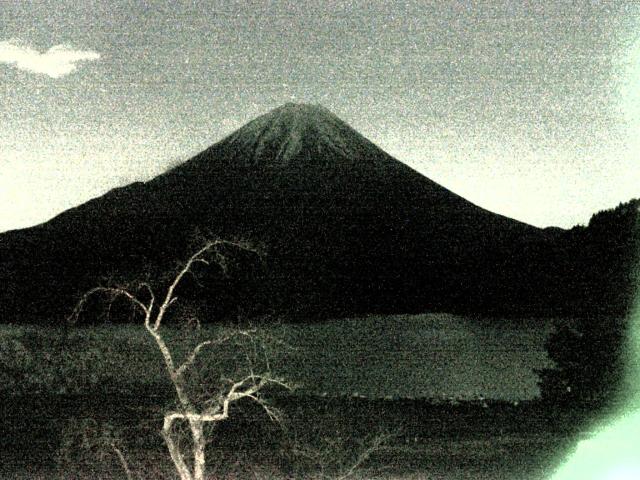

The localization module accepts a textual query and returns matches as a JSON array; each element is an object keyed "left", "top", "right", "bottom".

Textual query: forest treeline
[
  {"left": 0, "top": 198, "right": 637, "bottom": 325},
  {"left": 535, "top": 199, "right": 639, "bottom": 406}
]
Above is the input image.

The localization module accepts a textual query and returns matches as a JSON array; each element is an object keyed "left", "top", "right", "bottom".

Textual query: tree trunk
[
  {"left": 191, "top": 419, "right": 206, "bottom": 480},
  {"left": 163, "top": 415, "right": 194, "bottom": 480}
]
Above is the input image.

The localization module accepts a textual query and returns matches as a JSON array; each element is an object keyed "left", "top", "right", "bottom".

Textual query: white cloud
[{"left": 0, "top": 39, "right": 100, "bottom": 78}]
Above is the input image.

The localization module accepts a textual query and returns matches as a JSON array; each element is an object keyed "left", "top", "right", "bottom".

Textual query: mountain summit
[
  {"left": 165, "top": 103, "right": 506, "bottom": 221},
  {"left": 178, "top": 102, "right": 435, "bottom": 177},
  {"left": 223, "top": 103, "right": 355, "bottom": 164},
  {"left": 0, "top": 104, "right": 583, "bottom": 323},
  {"left": 217, "top": 103, "right": 385, "bottom": 168}
]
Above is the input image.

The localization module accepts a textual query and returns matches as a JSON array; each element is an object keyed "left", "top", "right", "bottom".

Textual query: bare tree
[
  {"left": 289, "top": 431, "right": 395, "bottom": 480},
  {"left": 69, "top": 239, "right": 291, "bottom": 480}
]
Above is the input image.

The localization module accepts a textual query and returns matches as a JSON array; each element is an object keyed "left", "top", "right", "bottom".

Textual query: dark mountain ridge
[{"left": 0, "top": 104, "right": 636, "bottom": 324}]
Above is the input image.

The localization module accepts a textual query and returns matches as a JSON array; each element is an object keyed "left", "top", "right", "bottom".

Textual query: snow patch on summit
[{"left": 223, "top": 103, "right": 373, "bottom": 167}]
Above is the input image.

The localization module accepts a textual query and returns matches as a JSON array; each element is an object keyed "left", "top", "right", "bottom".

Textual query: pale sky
[{"left": 1, "top": 0, "right": 639, "bottom": 233}]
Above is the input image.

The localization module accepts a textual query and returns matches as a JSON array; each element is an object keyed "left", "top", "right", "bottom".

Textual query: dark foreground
[{"left": 0, "top": 393, "right": 597, "bottom": 479}]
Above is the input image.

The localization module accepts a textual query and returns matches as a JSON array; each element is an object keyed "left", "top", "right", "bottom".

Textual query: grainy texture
[{"left": 1, "top": 1, "right": 639, "bottom": 232}]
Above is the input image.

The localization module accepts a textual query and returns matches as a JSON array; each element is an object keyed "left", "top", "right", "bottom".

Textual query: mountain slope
[{"left": 0, "top": 104, "right": 588, "bottom": 323}]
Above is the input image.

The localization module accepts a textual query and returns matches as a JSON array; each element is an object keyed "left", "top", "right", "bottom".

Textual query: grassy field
[
  {"left": 0, "top": 392, "right": 593, "bottom": 479},
  {"left": 0, "top": 314, "right": 595, "bottom": 479}
]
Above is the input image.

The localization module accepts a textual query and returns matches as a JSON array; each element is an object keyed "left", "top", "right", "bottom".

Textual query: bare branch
[
  {"left": 175, "top": 340, "right": 215, "bottom": 377},
  {"left": 246, "top": 395, "right": 284, "bottom": 424},
  {"left": 69, "top": 239, "right": 275, "bottom": 480},
  {"left": 335, "top": 433, "right": 394, "bottom": 480},
  {"left": 110, "top": 442, "right": 135, "bottom": 480},
  {"left": 175, "top": 329, "right": 256, "bottom": 377},
  {"left": 154, "top": 239, "right": 260, "bottom": 330},
  {"left": 199, "top": 373, "right": 293, "bottom": 425},
  {"left": 139, "top": 282, "right": 155, "bottom": 313},
  {"left": 154, "top": 242, "right": 213, "bottom": 330},
  {"left": 67, "top": 286, "right": 151, "bottom": 326},
  {"left": 292, "top": 431, "right": 395, "bottom": 480},
  {"left": 143, "top": 323, "right": 193, "bottom": 410}
]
